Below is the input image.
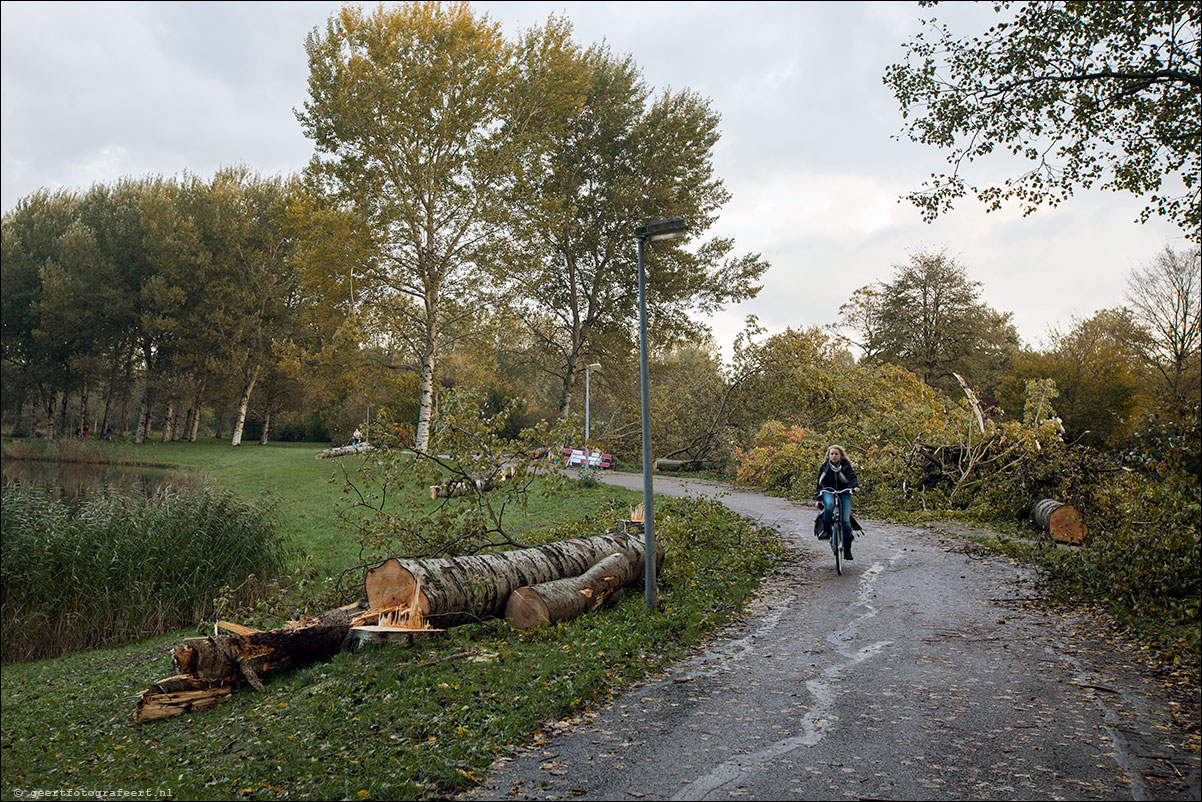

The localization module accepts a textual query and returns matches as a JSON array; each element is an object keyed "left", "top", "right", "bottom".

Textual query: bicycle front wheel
[{"left": 833, "top": 528, "right": 842, "bottom": 575}]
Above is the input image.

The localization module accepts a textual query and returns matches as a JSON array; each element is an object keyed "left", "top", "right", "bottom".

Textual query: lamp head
[{"left": 636, "top": 217, "right": 688, "bottom": 243}]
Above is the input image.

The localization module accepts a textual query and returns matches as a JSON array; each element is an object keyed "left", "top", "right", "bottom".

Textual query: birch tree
[{"left": 297, "top": 3, "right": 575, "bottom": 450}]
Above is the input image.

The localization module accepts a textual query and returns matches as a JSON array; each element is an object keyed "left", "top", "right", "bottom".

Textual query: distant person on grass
[
  {"left": 815, "top": 444, "right": 861, "bottom": 560},
  {"left": 352, "top": 428, "right": 362, "bottom": 446}
]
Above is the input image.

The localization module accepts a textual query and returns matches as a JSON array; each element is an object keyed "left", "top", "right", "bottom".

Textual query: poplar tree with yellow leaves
[{"left": 297, "top": 2, "right": 586, "bottom": 450}]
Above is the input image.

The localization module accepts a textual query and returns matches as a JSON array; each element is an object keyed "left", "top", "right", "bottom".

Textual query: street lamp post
[
  {"left": 585, "top": 362, "right": 601, "bottom": 464},
  {"left": 634, "top": 217, "right": 689, "bottom": 613}
]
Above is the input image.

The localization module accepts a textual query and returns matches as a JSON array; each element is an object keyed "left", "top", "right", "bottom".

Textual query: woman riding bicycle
[{"left": 815, "top": 445, "right": 860, "bottom": 560}]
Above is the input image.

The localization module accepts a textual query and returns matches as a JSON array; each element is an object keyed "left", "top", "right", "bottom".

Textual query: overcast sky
[{"left": 1, "top": 1, "right": 1189, "bottom": 355}]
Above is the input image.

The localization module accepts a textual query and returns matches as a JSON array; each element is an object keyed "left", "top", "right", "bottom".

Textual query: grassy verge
[
  {"left": 0, "top": 494, "right": 785, "bottom": 801},
  {"left": 1, "top": 438, "right": 788, "bottom": 800}
]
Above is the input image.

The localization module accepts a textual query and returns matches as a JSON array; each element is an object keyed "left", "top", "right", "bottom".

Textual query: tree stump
[
  {"left": 505, "top": 551, "right": 637, "bottom": 629},
  {"left": 1032, "top": 499, "right": 1088, "bottom": 544},
  {"left": 343, "top": 626, "right": 446, "bottom": 651}
]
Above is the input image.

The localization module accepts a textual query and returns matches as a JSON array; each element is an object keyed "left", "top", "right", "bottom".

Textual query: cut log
[
  {"left": 134, "top": 675, "right": 232, "bottom": 723},
  {"left": 316, "top": 443, "right": 373, "bottom": 460},
  {"left": 1032, "top": 499, "right": 1088, "bottom": 544},
  {"left": 343, "top": 626, "right": 446, "bottom": 651},
  {"left": 365, "top": 532, "right": 663, "bottom": 629},
  {"left": 173, "top": 608, "right": 351, "bottom": 688},
  {"left": 505, "top": 552, "right": 637, "bottom": 629}
]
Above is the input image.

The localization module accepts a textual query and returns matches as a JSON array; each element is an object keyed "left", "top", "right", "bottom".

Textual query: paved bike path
[{"left": 464, "top": 474, "right": 1199, "bottom": 801}]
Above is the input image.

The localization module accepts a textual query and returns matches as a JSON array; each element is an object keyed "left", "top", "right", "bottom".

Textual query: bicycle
[{"left": 816, "top": 487, "right": 856, "bottom": 575}]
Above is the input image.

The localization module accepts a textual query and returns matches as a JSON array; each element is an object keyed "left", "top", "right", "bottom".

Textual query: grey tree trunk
[
  {"left": 506, "top": 552, "right": 637, "bottom": 629},
  {"left": 231, "top": 359, "right": 260, "bottom": 447},
  {"left": 160, "top": 399, "right": 174, "bottom": 442},
  {"left": 79, "top": 379, "right": 89, "bottom": 437},
  {"left": 364, "top": 532, "right": 663, "bottom": 629},
  {"left": 44, "top": 391, "right": 57, "bottom": 440},
  {"left": 189, "top": 385, "right": 204, "bottom": 442},
  {"left": 135, "top": 393, "right": 151, "bottom": 444}
]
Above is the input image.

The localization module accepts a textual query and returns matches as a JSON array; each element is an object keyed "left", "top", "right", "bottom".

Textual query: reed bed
[
  {"left": 1, "top": 483, "right": 291, "bottom": 662},
  {"left": 2, "top": 436, "right": 144, "bottom": 466}
]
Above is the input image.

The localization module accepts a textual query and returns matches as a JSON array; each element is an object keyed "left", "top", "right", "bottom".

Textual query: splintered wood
[
  {"left": 349, "top": 575, "right": 433, "bottom": 629},
  {"left": 134, "top": 675, "right": 232, "bottom": 724},
  {"left": 345, "top": 576, "right": 446, "bottom": 650},
  {"left": 136, "top": 609, "right": 353, "bottom": 723}
]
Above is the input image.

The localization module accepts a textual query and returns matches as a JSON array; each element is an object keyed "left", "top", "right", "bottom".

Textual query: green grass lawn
[{"left": 1, "top": 437, "right": 787, "bottom": 800}]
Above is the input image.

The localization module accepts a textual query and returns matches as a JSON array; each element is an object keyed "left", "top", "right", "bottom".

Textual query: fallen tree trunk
[
  {"left": 431, "top": 474, "right": 502, "bottom": 499},
  {"left": 365, "top": 532, "right": 663, "bottom": 629},
  {"left": 316, "top": 443, "right": 373, "bottom": 459},
  {"left": 135, "top": 675, "right": 232, "bottom": 723},
  {"left": 1032, "top": 499, "right": 1088, "bottom": 544},
  {"left": 654, "top": 458, "right": 717, "bottom": 473},
  {"left": 173, "top": 608, "right": 351, "bottom": 688},
  {"left": 505, "top": 551, "right": 636, "bottom": 629}
]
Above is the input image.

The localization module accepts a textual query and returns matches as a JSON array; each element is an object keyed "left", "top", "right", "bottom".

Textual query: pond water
[{"left": 0, "top": 459, "right": 199, "bottom": 501}]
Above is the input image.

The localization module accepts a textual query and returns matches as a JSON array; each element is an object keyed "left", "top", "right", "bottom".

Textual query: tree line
[
  {"left": 2, "top": 4, "right": 766, "bottom": 447},
  {"left": 2, "top": 1, "right": 1197, "bottom": 469}
]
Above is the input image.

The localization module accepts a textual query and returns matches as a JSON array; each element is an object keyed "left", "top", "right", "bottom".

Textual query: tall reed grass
[
  {"left": 1, "top": 484, "right": 291, "bottom": 662},
  {"left": 2, "top": 436, "right": 143, "bottom": 466}
]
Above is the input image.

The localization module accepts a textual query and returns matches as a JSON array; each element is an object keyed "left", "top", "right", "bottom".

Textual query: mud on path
[{"left": 463, "top": 474, "right": 1200, "bottom": 801}]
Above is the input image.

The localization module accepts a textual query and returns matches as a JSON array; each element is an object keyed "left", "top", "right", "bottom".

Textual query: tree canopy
[
  {"left": 500, "top": 40, "right": 768, "bottom": 419},
  {"left": 885, "top": 1, "right": 1200, "bottom": 242},
  {"left": 840, "top": 249, "right": 1019, "bottom": 395}
]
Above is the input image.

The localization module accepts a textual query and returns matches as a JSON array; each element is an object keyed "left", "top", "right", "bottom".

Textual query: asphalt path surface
[{"left": 464, "top": 473, "right": 1200, "bottom": 801}]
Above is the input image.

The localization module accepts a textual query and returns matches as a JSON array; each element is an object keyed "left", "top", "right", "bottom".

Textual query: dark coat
[
  {"left": 813, "top": 459, "right": 862, "bottom": 538},
  {"left": 815, "top": 459, "right": 859, "bottom": 495}
]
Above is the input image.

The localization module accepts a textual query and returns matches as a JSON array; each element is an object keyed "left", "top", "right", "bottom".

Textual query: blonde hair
[{"left": 826, "top": 444, "right": 850, "bottom": 464}]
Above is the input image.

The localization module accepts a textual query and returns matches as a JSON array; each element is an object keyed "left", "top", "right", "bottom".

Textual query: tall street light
[
  {"left": 634, "top": 217, "right": 688, "bottom": 612},
  {"left": 585, "top": 362, "right": 601, "bottom": 464}
]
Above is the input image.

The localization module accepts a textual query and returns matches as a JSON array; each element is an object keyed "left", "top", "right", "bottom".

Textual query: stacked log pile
[
  {"left": 135, "top": 528, "right": 659, "bottom": 723},
  {"left": 363, "top": 531, "right": 661, "bottom": 628}
]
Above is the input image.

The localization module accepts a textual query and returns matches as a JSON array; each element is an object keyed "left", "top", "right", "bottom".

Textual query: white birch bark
[
  {"left": 230, "top": 359, "right": 260, "bottom": 447},
  {"left": 365, "top": 532, "right": 663, "bottom": 628},
  {"left": 415, "top": 299, "right": 437, "bottom": 452},
  {"left": 160, "top": 399, "right": 174, "bottom": 442}
]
